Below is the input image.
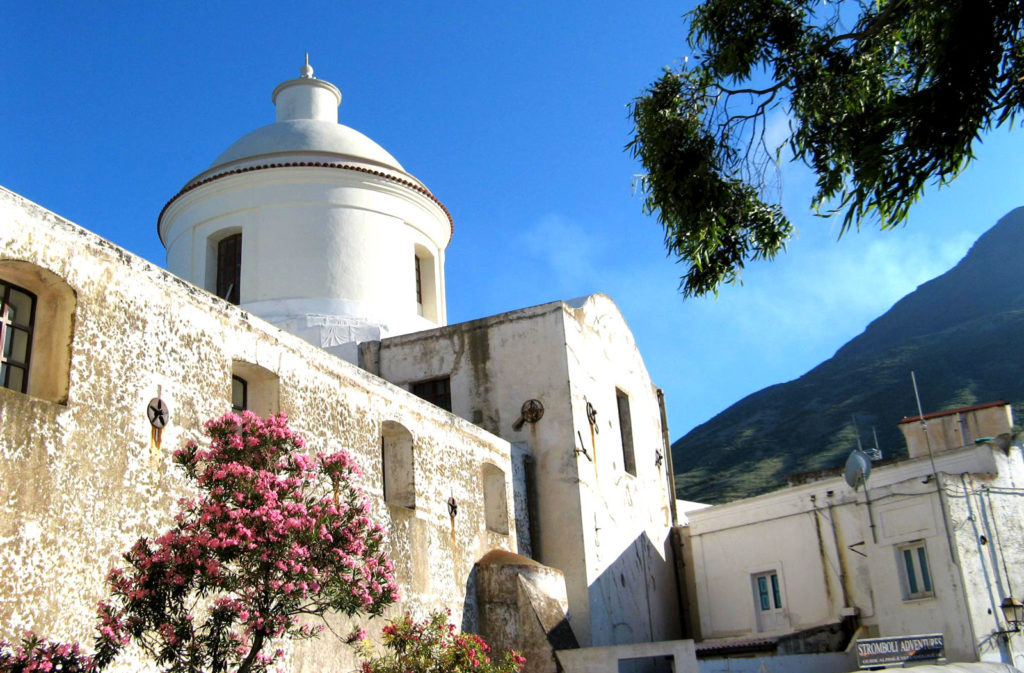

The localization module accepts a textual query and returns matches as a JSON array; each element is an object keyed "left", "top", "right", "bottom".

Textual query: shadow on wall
[{"left": 588, "top": 531, "right": 681, "bottom": 647}]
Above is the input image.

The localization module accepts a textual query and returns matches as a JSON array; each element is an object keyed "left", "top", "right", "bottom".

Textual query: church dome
[
  {"left": 209, "top": 119, "right": 405, "bottom": 172},
  {"left": 159, "top": 57, "right": 451, "bottom": 366}
]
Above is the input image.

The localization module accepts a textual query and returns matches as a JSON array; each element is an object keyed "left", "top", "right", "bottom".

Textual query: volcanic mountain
[{"left": 672, "top": 207, "right": 1024, "bottom": 504}]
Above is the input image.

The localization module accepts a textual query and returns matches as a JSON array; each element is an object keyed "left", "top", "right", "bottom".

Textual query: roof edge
[{"left": 156, "top": 161, "right": 453, "bottom": 245}]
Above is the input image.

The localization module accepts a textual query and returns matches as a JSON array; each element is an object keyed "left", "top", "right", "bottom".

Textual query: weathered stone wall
[
  {"left": 944, "top": 447, "right": 1024, "bottom": 667},
  {"left": 900, "top": 403, "right": 1013, "bottom": 458},
  {"left": 560, "top": 295, "right": 680, "bottom": 647},
  {"left": 375, "top": 295, "right": 681, "bottom": 648},
  {"left": 0, "top": 187, "right": 516, "bottom": 671}
]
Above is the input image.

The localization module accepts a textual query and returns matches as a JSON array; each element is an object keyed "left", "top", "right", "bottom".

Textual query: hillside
[{"left": 672, "top": 207, "right": 1024, "bottom": 504}]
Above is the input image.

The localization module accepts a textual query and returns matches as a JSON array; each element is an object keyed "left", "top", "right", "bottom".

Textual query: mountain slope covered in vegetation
[{"left": 672, "top": 207, "right": 1024, "bottom": 504}]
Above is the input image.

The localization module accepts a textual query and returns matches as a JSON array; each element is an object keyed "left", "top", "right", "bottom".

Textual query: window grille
[{"left": 412, "top": 377, "right": 451, "bottom": 412}]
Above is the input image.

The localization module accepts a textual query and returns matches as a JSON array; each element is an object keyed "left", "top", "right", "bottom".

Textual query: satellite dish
[{"left": 844, "top": 449, "right": 872, "bottom": 491}]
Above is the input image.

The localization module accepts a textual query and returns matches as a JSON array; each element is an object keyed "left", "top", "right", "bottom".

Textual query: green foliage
[
  {"left": 357, "top": 611, "right": 525, "bottom": 673},
  {"left": 630, "top": 0, "right": 1024, "bottom": 296}
]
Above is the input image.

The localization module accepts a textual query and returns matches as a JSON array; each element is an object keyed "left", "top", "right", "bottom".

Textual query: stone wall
[
  {"left": 375, "top": 295, "right": 681, "bottom": 647},
  {"left": 0, "top": 187, "right": 516, "bottom": 671}
]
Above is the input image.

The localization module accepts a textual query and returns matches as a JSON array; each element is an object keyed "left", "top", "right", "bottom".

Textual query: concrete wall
[
  {"left": 900, "top": 404, "right": 1013, "bottom": 458},
  {"left": 686, "top": 443, "right": 1024, "bottom": 665},
  {"left": 556, "top": 639, "right": 698, "bottom": 673},
  {"left": 375, "top": 295, "right": 680, "bottom": 648},
  {"left": 560, "top": 296, "right": 680, "bottom": 647},
  {"left": 697, "top": 652, "right": 852, "bottom": 673},
  {"left": 0, "top": 187, "right": 515, "bottom": 672},
  {"left": 942, "top": 448, "right": 1024, "bottom": 668},
  {"left": 376, "top": 302, "right": 590, "bottom": 639}
]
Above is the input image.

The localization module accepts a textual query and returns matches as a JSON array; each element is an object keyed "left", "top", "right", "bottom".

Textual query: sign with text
[{"left": 856, "top": 634, "right": 944, "bottom": 668}]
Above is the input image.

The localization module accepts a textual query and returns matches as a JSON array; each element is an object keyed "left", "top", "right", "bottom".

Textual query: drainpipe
[
  {"left": 827, "top": 501, "right": 853, "bottom": 611},
  {"left": 657, "top": 388, "right": 678, "bottom": 526}
]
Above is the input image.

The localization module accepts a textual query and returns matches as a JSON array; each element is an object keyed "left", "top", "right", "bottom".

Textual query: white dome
[{"left": 210, "top": 119, "right": 406, "bottom": 173}]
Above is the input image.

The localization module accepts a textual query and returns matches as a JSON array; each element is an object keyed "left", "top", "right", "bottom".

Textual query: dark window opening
[
  {"left": 616, "top": 388, "right": 636, "bottom": 475},
  {"left": 412, "top": 377, "right": 451, "bottom": 412},
  {"left": 0, "top": 280, "right": 36, "bottom": 394},
  {"left": 414, "top": 255, "right": 423, "bottom": 310},
  {"left": 217, "top": 234, "right": 242, "bottom": 305},
  {"left": 231, "top": 375, "right": 248, "bottom": 412}
]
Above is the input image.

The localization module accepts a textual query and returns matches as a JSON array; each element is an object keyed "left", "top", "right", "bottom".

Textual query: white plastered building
[
  {"left": 679, "top": 402, "right": 1024, "bottom": 672},
  {"left": 159, "top": 59, "right": 450, "bottom": 363},
  {"left": 0, "top": 61, "right": 693, "bottom": 673}
]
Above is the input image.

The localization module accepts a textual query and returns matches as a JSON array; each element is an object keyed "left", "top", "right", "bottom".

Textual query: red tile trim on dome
[{"left": 157, "top": 162, "right": 454, "bottom": 243}]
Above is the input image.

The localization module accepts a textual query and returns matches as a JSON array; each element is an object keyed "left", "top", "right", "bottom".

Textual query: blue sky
[{"left": 4, "top": 2, "right": 1024, "bottom": 440}]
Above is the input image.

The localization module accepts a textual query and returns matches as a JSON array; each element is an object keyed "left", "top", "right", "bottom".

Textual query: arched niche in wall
[
  {"left": 413, "top": 244, "right": 438, "bottom": 323},
  {"left": 0, "top": 260, "right": 76, "bottom": 404},
  {"left": 230, "top": 361, "right": 280, "bottom": 416},
  {"left": 381, "top": 420, "right": 415, "bottom": 509},
  {"left": 482, "top": 463, "right": 509, "bottom": 535}
]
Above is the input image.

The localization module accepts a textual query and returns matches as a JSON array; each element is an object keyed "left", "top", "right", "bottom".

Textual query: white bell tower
[{"left": 158, "top": 57, "right": 451, "bottom": 362}]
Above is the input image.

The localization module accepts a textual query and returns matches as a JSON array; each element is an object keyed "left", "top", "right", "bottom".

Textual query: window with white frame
[
  {"left": 898, "top": 541, "right": 934, "bottom": 599},
  {"left": 755, "top": 571, "right": 783, "bottom": 612}
]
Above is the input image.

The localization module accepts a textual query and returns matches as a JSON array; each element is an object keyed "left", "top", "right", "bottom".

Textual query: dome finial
[{"left": 300, "top": 53, "right": 314, "bottom": 79}]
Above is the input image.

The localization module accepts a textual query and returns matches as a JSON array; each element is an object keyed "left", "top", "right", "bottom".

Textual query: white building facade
[
  {"left": 159, "top": 59, "right": 450, "bottom": 364},
  {"left": 681, "top": 404, "right": 1024, "bottom": 671},
  {"left": 1, "top": 61, "right": 691, "bottom": 673}
]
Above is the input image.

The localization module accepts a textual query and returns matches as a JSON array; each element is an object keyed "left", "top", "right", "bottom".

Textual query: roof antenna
[
  {"left": 852, "top": 414, "right": 865, "bottom": 452},
  {"left": 912, "top": 371, "right": 957, "bottom": 563}
]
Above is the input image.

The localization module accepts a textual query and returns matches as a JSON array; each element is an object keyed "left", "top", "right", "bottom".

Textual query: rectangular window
[
  {"left": 231, "top": 375, "right": 248, "bottom": 412},
  {"left": 755, "top": 572, "right": 783, "bottom": 611},
  {"left": 752, "top": 570, "right": 786, "bottom": 632},
  {"left": 616, "top": 388, "right": 636, "bottom": 476},
  {"left": 414, "top": 255, "right": 423, "bottom": 309},
  {"left": 899, "top": 541, "right": 934, "bottom": 599},
  {"left": 0, "top": 280, "right": 36, "bottom": 394},
  {"left": 217, "top": 234, "right": 242, "bottom": 305},
  {"left": 412, "top": 377, "right": 451, "bottom": 412}
]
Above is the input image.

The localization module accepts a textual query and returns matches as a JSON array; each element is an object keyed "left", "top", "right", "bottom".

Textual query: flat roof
[{"left": 899, "top": 400, "right": 1007, "bottom": 425}]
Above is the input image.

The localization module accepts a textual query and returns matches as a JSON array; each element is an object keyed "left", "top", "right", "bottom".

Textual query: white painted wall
[
  {"left": 375, "top": 295, "right": 681, "bottom": 648},
  {"left": 560, "top": 296, "right": 679, "bottom": 647},
  {"left": 158, "top": 68, "right": 450, "bottom": 363},
  {"left": 0, "top": 187, "right": 512, "bottom": 673},
  {"left": 685, "top": 441, "right": 1024, "bottom": 666}
]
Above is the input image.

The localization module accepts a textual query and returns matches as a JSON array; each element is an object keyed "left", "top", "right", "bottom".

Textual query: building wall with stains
[
  {"left": 0, "top": 187, "right": 517, "bottom": 672},
  {"left": 685, "top": 440, "right": 1024, "bottom": 665},
  {"left": 560, "top": 295, "right": 679, "bottom": 648},
  {"left": 374, "top": 295, "right": 680, "bottom": 648},
  {"left": 899, "top": 402, "right": 1013, "bottom": 459}
]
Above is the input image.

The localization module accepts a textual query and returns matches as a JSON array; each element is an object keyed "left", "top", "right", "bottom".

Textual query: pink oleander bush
[
  {"left": 92, "top": 411, "right": 398, "bottom": 673},
  {"left": 0, "top": 634, "right": 94, "bottom": 673},
  {"left": 357, "top": 610, "right": 525, "bottom": 673}
]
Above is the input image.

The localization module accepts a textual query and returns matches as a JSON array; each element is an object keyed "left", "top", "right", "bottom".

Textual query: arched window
[
  {"left": 413, "top": 245, "right": 437, "bottom": 323},
  {"left": 0, "top": 261, "right": 75, "bottom": 403},
  {"left": 482, "top": 463, "right": 509, "bottom": 534},
  {"left": 381, "top": 421, "right": 415, "bottom": 508},
  {"left": 206, "top": 229, "right": 242, "bottom": 305},
  {"left": 230, "top": 361, "right": 279, "bottom": 416}
]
